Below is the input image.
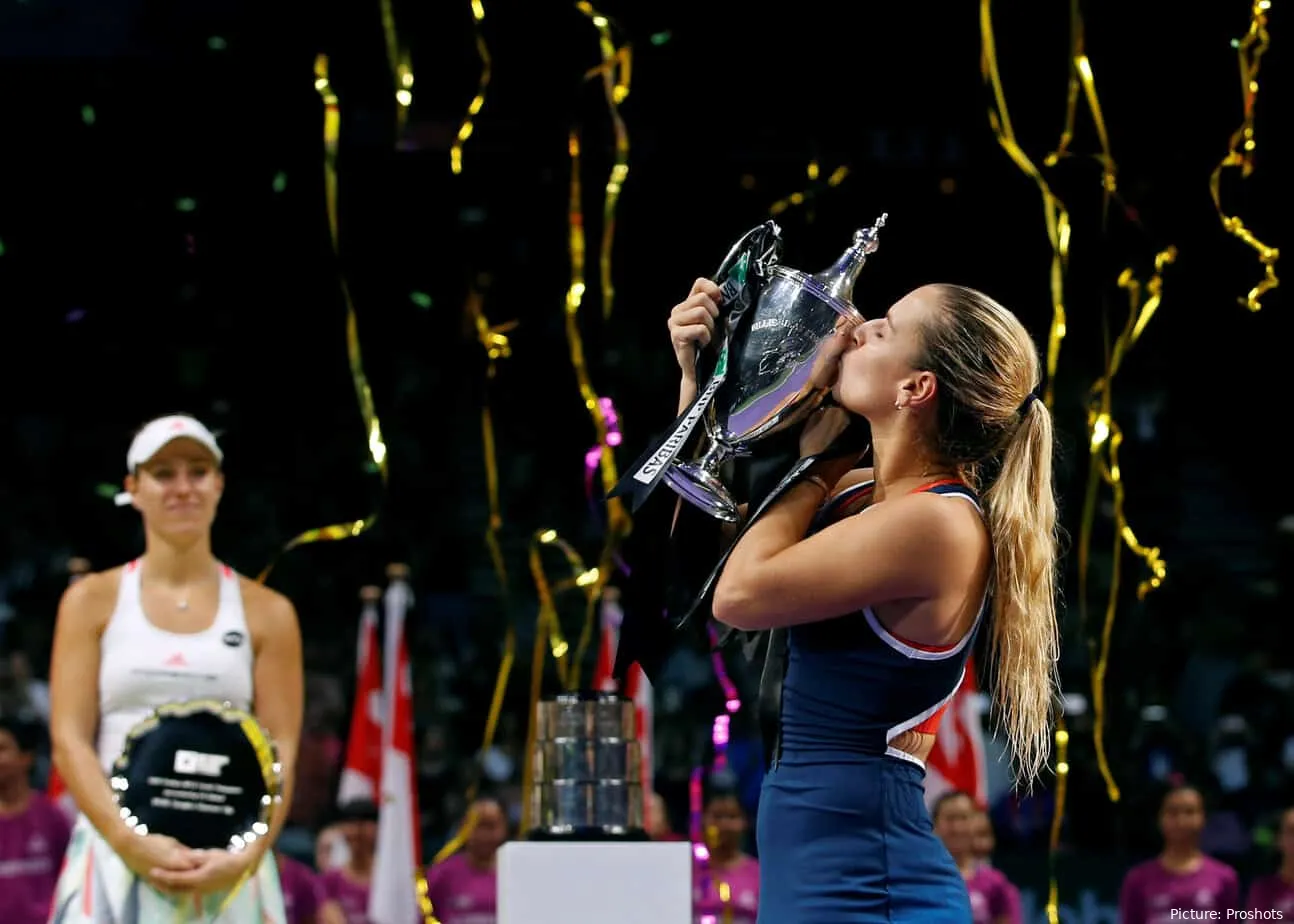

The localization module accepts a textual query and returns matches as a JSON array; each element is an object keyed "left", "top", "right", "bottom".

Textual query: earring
[{"left": 894, "top": 401, "right": 902, "bottom": 410}]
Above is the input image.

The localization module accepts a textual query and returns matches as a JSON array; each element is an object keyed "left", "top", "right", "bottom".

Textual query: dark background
[{"left": 0, "top": 0, "right": 1290, "bottom": 880}]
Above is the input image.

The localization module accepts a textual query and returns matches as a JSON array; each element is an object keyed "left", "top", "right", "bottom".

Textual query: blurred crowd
[
  {"left": 3, "top": 547, "right": 1294, "bottom": 869},
  {"left": 7, "top": 697, "right": 1294, "bottom": 924},
  {"left": 2, "top": 410, "right": 1294, "bottom": 921}
]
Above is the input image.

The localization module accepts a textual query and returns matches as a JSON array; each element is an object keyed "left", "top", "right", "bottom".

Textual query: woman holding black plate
[{"left": 46, "top": 414, "right": 303, "bottom": 922}]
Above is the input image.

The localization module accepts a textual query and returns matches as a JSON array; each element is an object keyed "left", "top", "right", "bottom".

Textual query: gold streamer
[
  {"left": 518, "top": 528, "right": 600, "bottom": 835},
  {"left": 1078, "top": 248, "right": 1175, "bottom": 807},
  {"left": 416, "top": 876, "right": 436, "bottom": 924},
  {"left": 430, "top": 289, "right": 520, "bottom": 866},
  {"left": 377, "top": 0, "right": 414, "bottom": 132},
  {"left": 562, "top": 4, "right": 634, "bottom": 674},
  {"left": 1046, "top": 725, "right": 1070, "bottom": 924},
  {"left": 1045, "top": 0, "right": 1125, "bottom": 812},
  {"left": 450, "top": 0, "right": 491, "bottom": 174},
  {"left": 561, "top": 124, "right": 632, "bottom": 673},
  {"left": 767, "top": 161, "right": 851, "bottom": 218},
  {"left": 1045, "top": 0, "right": 1117, "bottom": 209},
  {"left": 704, "top": 822, "right": 736, "bottom": 924},
  {"left": 979, "top": 0, "right": 1070, "bottom": 408},
  {"left": 575, "top": 1, "right": 632, "bottom": 320},
  {"left": 258, "top": 55, "right": 388, "bottom": 585},
  {"left": 1209, "top": 0, "right": 1279, "bottom": 312},
  {"left": 465, "top": 288, "right": 518, "bottom": 601},
  {"left": 1042, "top": 0, "right": 1173, "bottom": 816},
  {"left": 980, "top": 7, "right": 1072, "bottom": 919}
]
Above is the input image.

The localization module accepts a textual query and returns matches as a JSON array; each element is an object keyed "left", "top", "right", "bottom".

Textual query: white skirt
[{"left": 49, "top": 816, "right": 288, "bottom": 923}]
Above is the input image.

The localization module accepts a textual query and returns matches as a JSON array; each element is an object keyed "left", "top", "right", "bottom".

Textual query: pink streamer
[{"left": 584, "top": 396, "right": 630, "bottom": 575}]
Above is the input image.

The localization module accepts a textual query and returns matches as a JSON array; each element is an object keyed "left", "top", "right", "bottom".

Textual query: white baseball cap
[{"left": 114, "top": 415, "right": 223, "bottom": 507}]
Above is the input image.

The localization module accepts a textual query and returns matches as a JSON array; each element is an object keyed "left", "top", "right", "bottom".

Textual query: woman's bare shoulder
[
  {"left": 236, "top": 575, "right": 299, "bottom": 638},
  {"left": 58, "top": 567, "right": 123, "bottom": 632}
]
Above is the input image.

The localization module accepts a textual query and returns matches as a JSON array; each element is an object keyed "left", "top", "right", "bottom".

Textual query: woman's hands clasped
[
  {"left": 117, "top": 831, "right": 257, "bottom": 896},
  {"left": 149, "top": 848, "right": 258, "bottom": 896},
  {"left": 116, "top": 832, "right": 200, "bottom": 891}
]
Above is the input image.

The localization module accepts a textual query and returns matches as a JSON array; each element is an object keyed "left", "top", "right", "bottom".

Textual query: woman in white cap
[{"left": 46, "top": 414, "right": 302, "bottom": 922}]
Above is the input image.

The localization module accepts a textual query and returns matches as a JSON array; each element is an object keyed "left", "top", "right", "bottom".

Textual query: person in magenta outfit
[
  {"left": 694, "top": 780, "right": 759, "bottom": 924},
  {"left": 1119, "top": 783, "right": 1239, "bottom": 924},
  {"left": 319, "top": 801, "right": 380, "bottom": 924},
  {"left": 424, "top": 795, "right": 508, "bottom": 924},
  {"left": 0, "top": 717, "right": 72, "bottom": 924},
  {"left": 278, "top": 850, "right": 344, "bottom": 924},
  {"left": 1246, "top": 806, "right": 1294, "bottom": 915},
  {"left": 932, "top": 791, "right": 1020, "bottom": 924},
  {"left": 969, "top": 806, "right": 997, "bottom": 866}
]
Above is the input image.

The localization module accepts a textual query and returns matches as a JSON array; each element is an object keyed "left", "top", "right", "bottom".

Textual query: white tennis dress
[{"left": 49, "top": 559, "right": 287, "bottom": 923}]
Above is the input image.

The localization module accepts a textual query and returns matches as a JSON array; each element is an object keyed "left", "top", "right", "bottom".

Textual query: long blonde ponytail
[
  {"left": 980, "top": 397, "right": 1061, "bottom": 785},
  {"left": 920, "top": 284, "right": 1063, "bottom": 787}
]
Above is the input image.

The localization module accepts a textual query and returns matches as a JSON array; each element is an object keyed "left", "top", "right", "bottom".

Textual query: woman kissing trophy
[{"left": 614, "top": 215, "right": 886, "bottom": 617}]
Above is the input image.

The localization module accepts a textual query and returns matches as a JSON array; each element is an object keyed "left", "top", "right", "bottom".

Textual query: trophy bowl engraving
[
  {"left": 110, "top": 700, "right": 282, "bottom": 852},
  {"left": 528, "top": 692, "right": 646, "bottom": 841},
  {"left": 718, "top": 266, "right": 864, "bottom": 446},
  {"left": 661, "top": 216, "right": 886, "bottom": 522}
]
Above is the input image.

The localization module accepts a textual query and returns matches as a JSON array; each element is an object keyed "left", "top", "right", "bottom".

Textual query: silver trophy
[
  {"left": 528, "top": 692, "right": 646, "bottom": 840},
  {"left": 660, "top": 215, "right": 887, "bottom": 522}
]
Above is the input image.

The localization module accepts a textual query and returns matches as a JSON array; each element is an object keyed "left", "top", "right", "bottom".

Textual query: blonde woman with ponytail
[{"left": 669, "top": 279, "right": 1060, "bottom": 923}]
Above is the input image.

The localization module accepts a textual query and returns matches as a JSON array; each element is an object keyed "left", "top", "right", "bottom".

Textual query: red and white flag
[
  {"left": 592, "top": 590, "right": 655, "bottom": 830},
  {"left": 924, "top": 655, "right": 989, "bottom": 810},
  {"left": 592, "top": 592, "right": 619, "bottom": 696},
  {"left": 369, "top": 576, "right": 422, "bottom": 924},
  {"left": 627, "top": 665, "right": 654, "bottom": 824},
  {"left": 337, "top": 590, "right": 383, "bottom": 806}
]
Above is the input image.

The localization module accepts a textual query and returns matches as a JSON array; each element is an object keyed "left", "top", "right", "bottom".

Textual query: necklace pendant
[{"left": 178, "top": 600, "right": 190, "bottom": 611}]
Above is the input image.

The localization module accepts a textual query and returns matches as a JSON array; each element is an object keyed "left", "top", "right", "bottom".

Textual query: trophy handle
[{"left": 714, "top": 220, "right": 780, "bottom": 281}]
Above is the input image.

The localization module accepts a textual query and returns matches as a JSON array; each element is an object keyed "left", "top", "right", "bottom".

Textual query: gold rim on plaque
[{"left": 109, "top": 698, "right": 283, "bottom": 853}]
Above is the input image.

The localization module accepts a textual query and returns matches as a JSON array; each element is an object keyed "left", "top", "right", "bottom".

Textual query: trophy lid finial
[
  {"left": 851, "top": 214, "right": 888, "bottom": 254},
  {"left": 815, "top": 214, "right": 888, "bottom": 307}
]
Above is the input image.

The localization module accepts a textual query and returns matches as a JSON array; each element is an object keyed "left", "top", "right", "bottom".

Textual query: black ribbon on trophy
[
  {"left": 111, "top": 700, "right": 282, "bottom": 855},
  {"left": 611, "top": 215, "right": 886, "bottom": 757},
  {"left": 614, "top": 219, "right": 785, "bottom": 513}
]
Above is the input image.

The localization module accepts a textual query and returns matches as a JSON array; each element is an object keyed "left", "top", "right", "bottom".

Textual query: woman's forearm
[
  {"left": 678, "top": 375, "right": 698, "bottom": 415},
  {"left": 52, "top": 734, "right": 132, "bottom": 850},
  {"left": 722, "top": 481, "right": 825, "bottom": 578}
]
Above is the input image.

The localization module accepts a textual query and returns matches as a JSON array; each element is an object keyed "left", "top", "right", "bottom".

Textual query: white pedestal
[{"left": 497, "top": 841, "right": 692, "bottom": 924}]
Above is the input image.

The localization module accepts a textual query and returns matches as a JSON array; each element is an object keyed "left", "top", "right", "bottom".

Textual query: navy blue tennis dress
[{"left": 755, "top": 478, "right": 982, "bottom": 923}]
